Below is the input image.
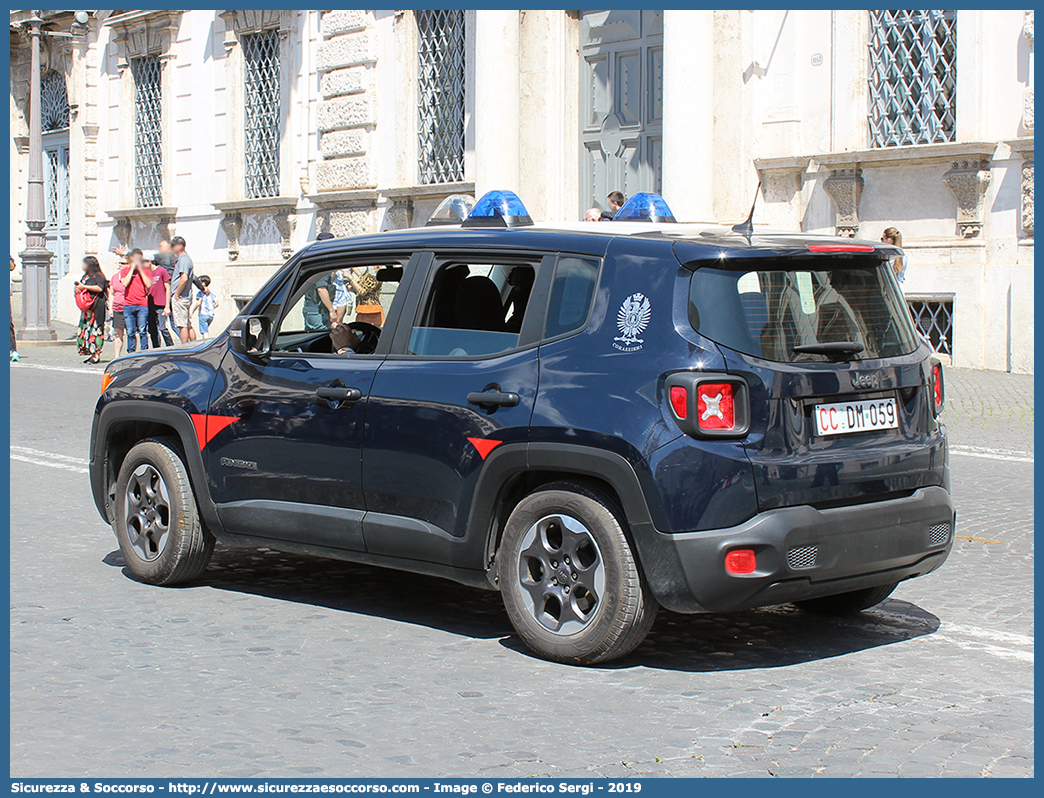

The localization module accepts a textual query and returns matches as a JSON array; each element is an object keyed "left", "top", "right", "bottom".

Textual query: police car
[{"left": 90, "top": 190, "right": 954, "bottom": 665}]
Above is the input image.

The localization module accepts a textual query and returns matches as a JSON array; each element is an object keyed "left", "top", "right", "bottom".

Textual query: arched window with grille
[
  {"left": 868, "top": 10, "right": 957, "bottom": 148},
  {"left": 40, "top": 69, "right": 70, "bottom": 131},
  {"left": 417, "top": 10, "right": 466, "bottom": 185}
]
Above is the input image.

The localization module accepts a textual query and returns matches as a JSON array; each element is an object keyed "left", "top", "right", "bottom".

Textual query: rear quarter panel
[{"left": 531, "top": 236, "right": 759, "bottom": 533}]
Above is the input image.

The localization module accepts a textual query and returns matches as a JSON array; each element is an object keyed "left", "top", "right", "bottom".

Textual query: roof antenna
[{"left": 732, "top": 181, "right": 762, "bottom": 239}]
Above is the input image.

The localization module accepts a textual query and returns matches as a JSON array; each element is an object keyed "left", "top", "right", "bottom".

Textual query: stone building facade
[{"left": 8, "top": 9, "right": 1034, "bottom": 372}]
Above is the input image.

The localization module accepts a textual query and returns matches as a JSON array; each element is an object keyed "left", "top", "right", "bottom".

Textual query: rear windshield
[{"left": 687, "top": 259, "right": 920, "bottom": 362}]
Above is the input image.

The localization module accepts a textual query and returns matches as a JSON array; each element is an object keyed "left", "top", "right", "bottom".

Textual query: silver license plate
[{"left": 814, "top": 397, "right": 898, "bottom": 436}]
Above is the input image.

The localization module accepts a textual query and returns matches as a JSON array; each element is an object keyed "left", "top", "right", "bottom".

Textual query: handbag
[{"left": 75, "top": 288, "right": 94, "bottom": 312}]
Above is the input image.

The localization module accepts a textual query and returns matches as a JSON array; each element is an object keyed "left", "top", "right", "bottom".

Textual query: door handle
[
  {"left": 467, "top": 390, "right": 520, "bottom": 408},
  {"left": 316, "top": 386, "right": 362, "bottom": 406}
]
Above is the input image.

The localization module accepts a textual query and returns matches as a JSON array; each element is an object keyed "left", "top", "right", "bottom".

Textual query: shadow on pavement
[
  {"left": 607, "top": 598, "right": 938, "bottom": 672},
  {"left": 104, "top": 546, "right": 940, "bottom": 671}
]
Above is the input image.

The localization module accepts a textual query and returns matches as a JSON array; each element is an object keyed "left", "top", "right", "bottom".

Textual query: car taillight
[
  {"left": 669, "top": 386, "right": 688, "bottom": 419},
  {"left": 664, "top": 373, "right": 750, "bottom": 438},
  {"left": 931, "top": 360, "right": 944, "bottom": 415},
  {"left": 725, "top": 549, "right": 757, "bottom": 574},
  {"left": 101, "top": 372, "right": 116, "bottom": 394},
  {"left": 696, "top": 383, "right": 735, "bottom": 431}
]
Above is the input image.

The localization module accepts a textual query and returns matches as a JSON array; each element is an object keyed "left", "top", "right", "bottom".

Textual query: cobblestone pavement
[{"left": 9, "top": 352, "right": 1033, "bottom": 778}]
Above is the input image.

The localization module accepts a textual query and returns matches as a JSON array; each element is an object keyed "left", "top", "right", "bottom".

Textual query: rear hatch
[{"left": 681, "top": 246, "right": 944, "bottom": 510}]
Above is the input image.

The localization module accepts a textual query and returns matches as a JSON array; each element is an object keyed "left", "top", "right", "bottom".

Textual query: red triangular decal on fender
[
  {"left": 467, "top": 437, "right": 503, "bottom": 460},
  {"left": 190, "top": 414, "right": 238, "bottom": 451}
]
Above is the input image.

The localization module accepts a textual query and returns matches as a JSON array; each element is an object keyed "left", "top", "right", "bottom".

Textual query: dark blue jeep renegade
[{"left": 90, "top": 191, "right": 954, "bottom": 664}]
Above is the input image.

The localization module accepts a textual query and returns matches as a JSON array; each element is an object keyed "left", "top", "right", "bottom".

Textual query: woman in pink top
[{"left": 110, "top": 257, "right": 127, "bottom": 359}]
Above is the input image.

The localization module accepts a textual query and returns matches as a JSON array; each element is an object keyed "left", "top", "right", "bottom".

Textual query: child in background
[
  {"left": 190, "top": 275, "right": 220, "bottom": 338},
  {"left": 331, "top": 268, "right": 356, "bottom": 324}
]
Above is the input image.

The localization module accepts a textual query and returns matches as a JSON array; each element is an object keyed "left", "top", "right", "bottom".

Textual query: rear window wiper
[{"left": 793, "top": 341, "right": 865, "bottom": 356}]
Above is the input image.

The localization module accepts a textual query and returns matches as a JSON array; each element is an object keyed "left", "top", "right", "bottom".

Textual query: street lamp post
[{"left": 18, "top": 11, "right": 56, "bottom": 341}]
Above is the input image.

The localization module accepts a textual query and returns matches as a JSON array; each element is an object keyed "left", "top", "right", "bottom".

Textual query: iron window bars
[
  {"left": 908, "top": 296, "right": 954, "bottom": 356},
  {"left": 868, "top": 10, "right": 957, "bottom": 148},
  {"left": 244, "top": 29, "right": 281, "bottom": 199},
  {"left": 417, "top": 10, "right": 466, "bottom": 185},
  {"left": 40, "top": 69, "right": 70, "bottom": 132},
  {"left": 132, "top": 56, "right": 163, "bottom": 208}
]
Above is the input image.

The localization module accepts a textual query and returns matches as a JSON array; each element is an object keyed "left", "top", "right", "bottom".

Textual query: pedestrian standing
[
  {"left": 168, "top": 236, "right": 196, "bottom": 343},
  {"left": 607, "top": 191, "right": 625, "bottom": 218},
  {"left": 190, "top": 275, "right": 221, "bottom": 338},
  {"left": 881, "top": 227, "right": 907, "bottom": 284},
  {"left": 10, "top": 256, "right": 18, "bottom": 362},
  {"left": 110, "top": 255, "right": 127, "bottom": 359},
  {"left": 146, "top": 252, "right": 174, "bottom": 347},
  {"left": 120, "top": 249, "right": 153, "bottom": 353},
  {"left": 74, "top": 256, "right": 108, "bottom": 364},
  {"left": 346, "top": 266, "right": 384, "bottom": 327}
]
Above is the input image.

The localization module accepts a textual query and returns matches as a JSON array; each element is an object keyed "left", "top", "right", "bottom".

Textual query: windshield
[{"left": 687, "top": 258, "right": 920, "bottom": 363}]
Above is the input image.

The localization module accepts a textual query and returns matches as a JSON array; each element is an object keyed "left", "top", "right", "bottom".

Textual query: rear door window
[
  {"left": 406, "top": 259, "right": 541, "bottom": 358},
  {"left": 687, "top": 258, "right": 920, "bottom": 362}
]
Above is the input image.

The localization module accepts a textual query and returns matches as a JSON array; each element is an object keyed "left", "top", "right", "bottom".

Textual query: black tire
[
  {"left": 112, "top": 438, "right": 214, "bottom": 585},
  {"left": 793, "top": 583, "right": 898, "bottom": 615},
  {"left": 498, "top": 481, "right": 658, "bottom": 665}
]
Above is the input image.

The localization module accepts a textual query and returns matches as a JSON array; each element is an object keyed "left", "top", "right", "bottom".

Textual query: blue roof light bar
[
  {"left": 461, "top": 190, "right": 534, "bottom": 228},
  {"left": 614, "top": 192, "right": 677, "bottom": 223}
]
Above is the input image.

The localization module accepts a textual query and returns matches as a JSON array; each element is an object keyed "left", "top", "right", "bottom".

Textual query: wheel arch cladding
[
  {"left": 467, "top": 443, "right": 687, "bottom": 595},
  {"left": 92, "top": 400, "right": 223, "bottom": 534}
]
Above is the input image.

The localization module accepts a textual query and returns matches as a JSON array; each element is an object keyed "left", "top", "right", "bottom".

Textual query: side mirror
[{"left": 228, "top": 315, "right": 272, "bottom": 359}]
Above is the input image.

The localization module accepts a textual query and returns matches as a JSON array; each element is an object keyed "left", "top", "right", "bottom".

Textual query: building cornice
[
  {"left": 212, "top": 196, "right": 299, "bottom": 213},
  {"left": 756, "top": 141, "right": 1000, "bottom": 172},
  {"left": 106, "top": 206, "right": 178, "bottom": 221},
  {"left": 380, "top": 182, "right": 476, "bottom": 200}
]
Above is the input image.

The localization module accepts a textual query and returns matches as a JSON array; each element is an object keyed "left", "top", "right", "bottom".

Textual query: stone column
[
  {"left": 474, "top": 10, "right": 520, "bottom": 197},
  {"left": 19, "top": 14, "right": 56, "bottom": 341},
  {"left": 661, "top": 10, "right": 715, "bottom": 222}
]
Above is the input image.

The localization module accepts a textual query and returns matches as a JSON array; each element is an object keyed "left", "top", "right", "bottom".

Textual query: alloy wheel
[
  {"left": 517, "top": 514, "right": 605, "bottom": 634},
  {"left": 124, "top": 463, "right": 171, "bottom": 562}
]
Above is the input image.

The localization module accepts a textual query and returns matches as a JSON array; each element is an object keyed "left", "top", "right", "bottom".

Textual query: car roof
[{"left": 300, "top": 221, "right": 893, "bottom": 261}]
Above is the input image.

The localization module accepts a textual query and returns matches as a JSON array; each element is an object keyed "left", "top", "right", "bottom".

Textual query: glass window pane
[
  {"left": 687, "top": 260, "right": 921, "bottom": 362},
  {"left": 407, "top": 261, "right": 537, "bottom": 357},
  {"left": 417, "top": 10, "right": 466, "bottom": 184},
  {"left": 273, "top": 263, "right": 405, "bottom": 354},
  {"left": 545, "top": 256, "right": 600, "bottom": 339},
  {"left": 244, "top": 30, "right": 281, "bottom": 199},
  {"left": 868, "top": 10, "right": 957, "bottom": 148},
  {"left": 132, "top": 56, "right": 163, "bottom": 208}
]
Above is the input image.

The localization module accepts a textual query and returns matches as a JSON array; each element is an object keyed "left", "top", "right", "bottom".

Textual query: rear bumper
[{"left": 645, "top": 486, "right": 955, "bottom": 613}]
